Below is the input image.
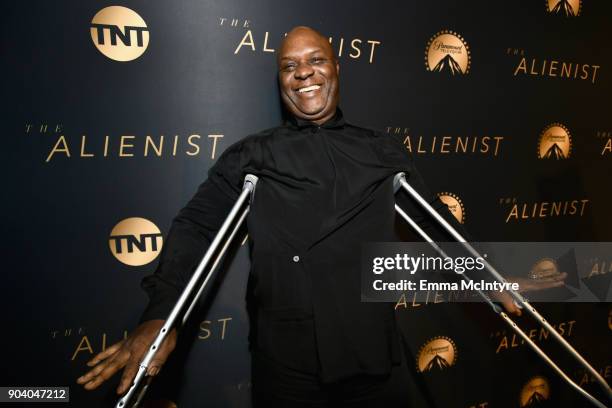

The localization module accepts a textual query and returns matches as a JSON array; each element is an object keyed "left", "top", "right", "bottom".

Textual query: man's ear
[{"left": 336, "top": 61, "right": 340, "bottom": 75}]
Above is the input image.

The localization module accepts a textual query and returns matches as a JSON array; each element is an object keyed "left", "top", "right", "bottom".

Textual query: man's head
[{"left": 277, "top": 26, "right": 339, "bottom": 125}]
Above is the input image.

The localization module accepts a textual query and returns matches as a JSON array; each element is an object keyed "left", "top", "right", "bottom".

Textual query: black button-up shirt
[{"left": 139, "top": 108, "right": 467, "bottom": 383}]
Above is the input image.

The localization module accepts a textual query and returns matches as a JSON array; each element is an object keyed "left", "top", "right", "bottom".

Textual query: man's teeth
[{"left": 297, "top": 85, "right": 321, "bottom": 93}]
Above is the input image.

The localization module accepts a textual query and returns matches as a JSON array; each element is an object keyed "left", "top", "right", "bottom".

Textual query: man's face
[{"left": 277, "top": 29, "right": 339, "bottom": 125}]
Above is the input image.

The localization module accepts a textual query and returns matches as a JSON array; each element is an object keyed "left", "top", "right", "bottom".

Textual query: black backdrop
[{"left": 3, "top": 1, "right": 611, "bottom": 407}]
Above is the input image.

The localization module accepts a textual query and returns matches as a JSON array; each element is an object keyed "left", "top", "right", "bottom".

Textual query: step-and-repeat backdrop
[{"left": 3, "top": 1, "right": 611, "bottom": 407}]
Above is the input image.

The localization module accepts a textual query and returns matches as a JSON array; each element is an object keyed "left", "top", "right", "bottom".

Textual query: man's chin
[{"left": 291, "top": 104, "right": 329, "bottom": 120}]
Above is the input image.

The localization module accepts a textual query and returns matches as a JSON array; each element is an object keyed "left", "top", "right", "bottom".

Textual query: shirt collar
[{"left": 284, "top": 107, "right": 346, "bottom": 130}]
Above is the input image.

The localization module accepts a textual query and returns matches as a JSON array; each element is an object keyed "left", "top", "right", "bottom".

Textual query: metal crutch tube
[
  {"left": 393, "top": 172, "right": 611, "bottom": 404},
  {"left": 394, "top": 198, "right": 608, "bottom": 408},
  {"left": 116, "top": 174, "right": 259, "bottom": 408},
  {"left": 394, "top": 204, "right": 502, "bottom": 314},
  {"left": 124, "top": 206, "right": 251, "bottom": 408},
  {"left": 181, "top": 206, "right": 249, "bottom": 327}
]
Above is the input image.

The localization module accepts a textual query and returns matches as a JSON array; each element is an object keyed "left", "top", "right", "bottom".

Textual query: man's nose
[{"left": 294, "top": 63, "right": 314, "bottom": 80}]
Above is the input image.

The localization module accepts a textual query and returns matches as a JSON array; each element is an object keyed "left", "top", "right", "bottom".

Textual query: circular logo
[
  {"left": 416, "top": 336, "right": 457, "bottom": 373},
  {"left": 438, "top": 192, "right": 466, "bottom": 224},
  {"left": 109, "top": 217, "right": 163, "bottom": 266},
  {"left": 529, "top": 258, "right": 561, "bottom": 280},
  {"left": 425, "top": 30, "right": 471, "bottom": 75},
  {"left": 538, "top": 123, "right": 572, "bottom": 159},
  {"left": 546, "top": 0, "right": 582, "bottom": 17},
  {"left": 520, "top": 376, "right": 550, "bottom": 407},
  {"left": 90, "top": 6, "right": 149, "bottom": 61}
]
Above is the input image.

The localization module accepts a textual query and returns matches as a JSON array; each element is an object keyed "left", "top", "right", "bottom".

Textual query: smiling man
[
  {"left": 277, "top": 27, "right": 339, "bottom": 124},
  {"left": 77, "top": 26, "right": 536, "bottom": 408}
]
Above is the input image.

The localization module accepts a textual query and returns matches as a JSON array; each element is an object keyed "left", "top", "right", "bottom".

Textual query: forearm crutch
[
  {"left": 116, "top": 174, "right": 259, "bottom": 408},
  {"left": 393, "top": 172, "right": 611, "bottom": 408}
]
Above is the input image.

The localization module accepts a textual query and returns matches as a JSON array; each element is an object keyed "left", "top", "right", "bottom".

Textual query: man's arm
[
  {"left": 139, "top": 141, "right": 245, "bottom": 323},
  {"left": 77, "top": 141, "right": 247, "bottom": 395}
]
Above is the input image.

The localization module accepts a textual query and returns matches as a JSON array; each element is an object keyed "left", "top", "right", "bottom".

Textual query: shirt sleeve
[{"left": 138, "top": 141, "right": 245, "bottom": 324}]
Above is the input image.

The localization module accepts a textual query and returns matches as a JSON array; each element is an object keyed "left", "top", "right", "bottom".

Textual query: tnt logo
[
  {"left": 109, "top": 217, "right": 162, "bottom": 266},
  {"left": 90, "top": 6, "right": 149, "bottom": 61}
]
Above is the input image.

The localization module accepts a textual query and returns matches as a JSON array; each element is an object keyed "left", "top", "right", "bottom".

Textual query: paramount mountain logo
[
  {"left": 520, "top": 376, "right": 551, "bottom": 407},
  {"left": 416, "top": 336, "right": 457, "bottom": 373},
  {"left": 546, "top": 0, "right": 582, "bottom": 17},
  {"left": 437, "top": 192, "right": 466, "bottom": 224},
  {"left": 425, "top": 30, "right": 471, "bottom": 75},
  {"left": 537, "top": 123, "right": 572, "bottom": 159}
]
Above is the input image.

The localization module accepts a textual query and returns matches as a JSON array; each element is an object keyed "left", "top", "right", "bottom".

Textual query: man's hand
[
  {"left": 493, "top": 272, "right": 568, "bottom": 316},
  {"left": 494, "top": 290, "right": 523, "bottom": 316},
  {"left": 76, "top": 319, "right": 177, "bottom": 395},
  {"left": 507, "top": 272, "right": 568, "bottom": 293}
]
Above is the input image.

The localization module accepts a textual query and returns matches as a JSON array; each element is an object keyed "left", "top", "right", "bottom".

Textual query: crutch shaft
[
  {"left": 499, "top": 312, "right": 607, "bottom": 408},
  {"left": 182, "top": 206, "right": 249, "bottom": 326},
  {"left": 394, "top": 203, "right": 501, "bottom": 314},
  {"left": 116, "top": 174, "right": 258, "bottom": 408},
  {"left": 393, "top": 172, "right": 611, "bottom": 403},
  {"left": 395, "top": 203, "right": 606, "bottom": 407}
]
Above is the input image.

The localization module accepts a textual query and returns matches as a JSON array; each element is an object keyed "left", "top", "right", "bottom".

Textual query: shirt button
[{"left": 292, "top": 255, "right": 300, "bottom": 263}]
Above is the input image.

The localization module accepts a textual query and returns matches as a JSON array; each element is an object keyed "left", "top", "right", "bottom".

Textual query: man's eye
[
  {"left": 311, "top": 58, "right": 325, "bottom": 64},
  {"left": 283, "top": 64, "right": 296, "bottom": 71}
]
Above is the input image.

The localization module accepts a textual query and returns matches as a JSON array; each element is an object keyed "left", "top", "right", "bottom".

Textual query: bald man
[{"left": 78, "top": 26, "right": 533, "bottom": 407}]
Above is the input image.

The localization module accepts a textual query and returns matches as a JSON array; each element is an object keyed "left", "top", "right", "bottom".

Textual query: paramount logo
[
  {"left": 425, "top": 30, "right": 471, "bottom": 75},
  {"left": 537, "top": 123, "right": 572, "bottom": 160}
]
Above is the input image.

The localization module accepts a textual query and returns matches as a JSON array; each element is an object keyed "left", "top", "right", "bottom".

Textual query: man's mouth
[{"left": 296, "top": 85, "right": 321, "bottom": 93}]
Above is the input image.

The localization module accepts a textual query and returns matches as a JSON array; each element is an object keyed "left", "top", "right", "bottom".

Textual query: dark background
[{"left": 2, "top": 1, "right": 611, "bottom": 407}]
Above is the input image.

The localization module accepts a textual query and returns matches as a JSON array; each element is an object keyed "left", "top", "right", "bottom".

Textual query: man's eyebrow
[{"left": 279, "top": 48, "right": 327, "bottom": 61}]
